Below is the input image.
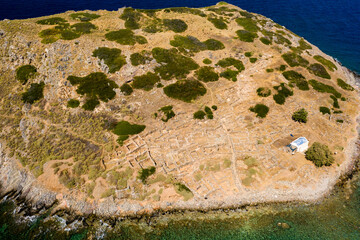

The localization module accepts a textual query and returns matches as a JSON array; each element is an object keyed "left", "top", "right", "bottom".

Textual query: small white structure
[{"left": 288, "top": 137, "right": 309, "bottom": 153}]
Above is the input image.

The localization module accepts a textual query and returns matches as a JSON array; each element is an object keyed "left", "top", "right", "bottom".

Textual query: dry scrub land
[{"left": 0, "top": 2, "right": 359, "bottom": 215}]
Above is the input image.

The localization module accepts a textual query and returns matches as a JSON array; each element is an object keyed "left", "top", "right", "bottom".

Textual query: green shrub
[
  {"left": 193, "top": 110, "right": 206, "bottom": 119},
  {"left": 207, "top": 17, "right": 228, "bottom": 29},
  {"left": 70, "top": 12, "right": 100, "bottom": 22},
  {"left": 113, "top": 120, "right": 146, "bottom": 145},
  {"left": 158, "top": 105, "right": 175, "bottom": 122},
  {"left": 298, "top": 39, "right": 312, "bottom": 50},
  {"left": 307, "top": 63, "right": 331, "bottom": 79},
  {"left": 212, "top": 105, "right": 218, "bottom": 110},
  {"left": 236, "top": 18, "right": 259, "bottom": 32},
  {"left": 319, "top": 106, "right": 331, "bottom": 115},
  {"left": 22, "top": 82, "right": 45, "bottom": 104},
  {"left": 220, "top": 69, "right": 238, "bottom": 81},
  {"left": 93, "top": 47, "right": 126, "bottom": 73},
  {"left": 203, "top": 58, "right": 212, "bottom": 64},
  {"left": 164, "top": 80, "right": 207, "bottom": 102},
  {"left": 330, "top": 95, "right": 340, "bottom": 108},
  {"left": 292, "top": 108, "right": 308, "bottom": 123},
  {"left": 163, "top": 19, "right": 188, "bottom": 32},
  {"left": 216, "top": 58, "right": 245, "bottom": 71},
  {"left": 152, "top": 48, "right": 199, "bottom": 80},
  {"left": 336, "top": 119, "right": 344, "bottom": 123},
  {"left": 256, "top": 87, "right": 271, "bottom": 97},
  {"left": 313, "top": 55, "right": 337, "bottom": 72},
  {"left": 281, "top": 52, "right": 309, "bottom": 67},
  {"left": 132, "top": 72, "right": 160, "bottom": 91},
  {"left": 174, "top": 183, "right": 193, "bottom": 200},
  {"left": 170, "top": 35, "right": 224, "bottom": 52},
  {"left": 279, "top": 65, "right": 287, "bottom": 71},
  {"left": 249, "top": 104, "right": 269, "bottom": 118},
  {"left": 195, "top": 66, "right": 219, "bottom": 82},
  {"left": 16, "top": 65, "right": 37, "bottom": 84},
  {"left": 266, "top": 68, "right": 274, "bottom": 73},
  {"left": 262, "top": 30, "right": 291, "bottom": 45},
  {"left": 305, "top": 142, "right": 334, "bottom": 167},
  {"left": 130, "top": 51, "right": 152, "bottom": 66},
  {"left": 120, "top": 7, "right": 142, "bottom": 29},
  {"left": 105, "top": 29, "right": 147, "bottom": 45},
  {"left": 236, "top": 30, "right": 258, "bottom": 42},
  {"left": 337, "top": 78, "right": 354, "bottom": 91},
  {"left": 282, "top": 70, "right": 309, "bottom": 90},
  {"left": 71, "top": 22, "right": 96, "bottom": 34},
  {"left": 308, "top": 79, "right": 341, "bottom": 98},
  {"left": 204, "top": 39, "right": 225, "bottom": 50},
  {"left": 60, "top": 30, "right": 80, "bottom": 40},
  {"left": 120, "top": 83, "right": 133, "bottom": 95},
  {"left": 67, "top": 72, "right": 118, "bottom": 110},
  {"left": 166, "top": 7, "right": 206, "bottom": 17},
  {"left": 239, "top": 11, "right": 255, "bottom": 18},
  {"left": 260, "top": 37, "right": 271, "bottom": 45},
  {"left": 249, "top": 58, "right": 257, "bottom": 63},
  {"left": 82, "top": 98, "right": 100, "bottom": 110},
  {"left": 273, "top": 83, "right": 293, "bottom": 105},
  {"left": 138, "top": 166, "right": 156, "bottom": 184},
  {"left": 245, "top": 52, "right": 252, "bottom": 57},
  {"left": 204, "top": 106, "right": 214, "bottom": 119},
  {"left": 67, "top": 99, "right": 80, "bottom": 108},
  {"left": 36, "top": 17, "right": 67, "bottom": 25}
]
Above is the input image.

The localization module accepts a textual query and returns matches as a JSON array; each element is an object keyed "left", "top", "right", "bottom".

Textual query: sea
[{"left": 0, "top": 0, "right": 360, "bottom": 239}]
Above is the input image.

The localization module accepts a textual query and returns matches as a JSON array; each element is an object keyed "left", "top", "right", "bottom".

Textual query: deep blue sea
[{"left": 0, "top": 0, "right": 359, "bottom": 73}]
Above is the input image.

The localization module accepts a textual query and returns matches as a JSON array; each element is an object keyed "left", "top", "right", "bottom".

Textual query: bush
[
  {"left": 203, "top": 39, "right": 225, "bottom": 50},
  {"left": 262, "top": 30, "right": 291, "bottom": 45},
  {"left": 204, "top": 106, "right": 213, "bottom": 119},
  {"left": 120, "top": 83, "right": 133, "bottom": 95},
  {"left": 337, "top": 78, "right": 354, "bottom": 91},
  {"left": 266, "top": 68, "right": 274, "bottom": 73},
  {"left": 16, "top": 65, "right": 37, "bottom": 84},
  {"left": 167, "top": 7, "right": 206, "bottom": 17},
  {"left": 120, "top": 7, "right": 142, "bottom": 29},
  {"left": 138, "top": 166, "right": 156, "bottom": 184},
  {"left": 292, "top": 108, "right": 308, "bottom": 123},
  {"left": 236, "top": 30, "right": 258, "bottom": 42},
  {"left": 82, "top": 98, "right": 100, "bottom": 111},
  {"left": 36, "top": 17, "right": 67, "bottom": 25},
  {"left": 260, "top": 37, "right": 271, "bottom": 45},
  {"left": 170, "top": 35, "right": 224, "bottom": 52},
  {"left": 67, "top": 99, "right": 80, "bottom": 108},
  {"left": 105, "top": 29, "right": 147, "bottom": 45},
  {"left": 211, "top": 105, "right": 218, "bottom": 110},
  {"left": 22, "top": 82, "right": 45, "bottom": 104},
  {"left": 308, "top": 79, "right": 341, "bottom": 98},
  {"left": 216, "top": 58, "right": 245, "bottom": 71},
  {"left": 60, "top": 30, "right": 80, "bottom": 40},
  {"left": 71, "top": 22, "right": 96, "bottom": 34},
  {"left": 273, "top": 83, "right": 293, "bottom": 105},
  {"left": 207, "top": 17, "right": 228, "bottom": 29},
  {"left": 305, "top": 142, "right": 334, "bottom": 167},
  {"left": 236, "top": 18, "right": 259, "bottom": 32},
  {"left": 250, "top": 58, "right": 257, "bottom": 63},
  {"left": 163, "top": 19, "right": 188, "bottom": 32},
  {"left": 307, "top": 63, "right": 331, "bottom": 79},
  {"left": 130, "top": 51, "right": 152, "bottom": 66},
  {"left": 330, "top": 95, "right": 340, "bottom": 108},
  {"left": 250, "top": 104, "right": 269, "bottom": 118},
  {"left": 164, "top": 80, "right": 207, "bottom": 102},
  {"left": 158, "top": 105, "right": 175, "bottom": 122},
  {"left": 193, "top": 110, "right": 206, "bottom": 119},
  {"left": 203, "top": 58, "right": 212, "bottom": 64},
  {"left": 314, "top": 55, "right": 337, "bottom": 72},
  {"left": 281, "top": 52, "right": 309, "bottom": 67},
  {"left": 279, "top": 65, "right": 287, "bottom": 71},
  {"left": 319, "top": 106, "right": 331, "bottom": 115},
  {"left": 195, "top": 66, "right": 219, "bottom": 82},
  {"left": 113, "top": 120, "right": 146, "bottom": 145},
  {"left": 245, "top": 52, "right": 252, "bottom": 57},
  {"left": 256, "top": 87, "right": 271, "bottom": 97},
  {"left": 282, "top": 70, "right": 309, "bottom": 90},
  {"left": 93, "top": 47, "right": 127, "bottom": 73},
  {"left": 152, "top": 48, "right": 199, "bottom": 80},
  {"left": 70, "top": 12, "right": 100, "bottom": 22},
  {"left": 132, "top": 72, "right": 160, "bottom": 91},
  {"left": 220, "top": 69, "right": 238, "bottom": 81}
]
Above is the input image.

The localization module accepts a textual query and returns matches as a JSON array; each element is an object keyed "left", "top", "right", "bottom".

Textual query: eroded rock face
[{"left": 0, "top": 3, "right": 359, "bottom": 217}]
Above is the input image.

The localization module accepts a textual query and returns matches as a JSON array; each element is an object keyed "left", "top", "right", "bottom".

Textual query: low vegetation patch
[
  {"left": 236, "top": 18, "right": 259, "bottom": 32},
  {"left": 16, "top": 65, "right": 37, "bottom": 84},
  {"left": 195, "top": 66, "right": 219, "bottom": 82},
  {"left": 337, "top": 78, "right": 354, "bottom": 91},
  {"left": 120, "top": 7, "right": 143, "bottom": 29},
  {"left": 22, "top": 82, "right": 45, "bottom": 104},
  {"left": 120, "top": 83, "right": 133, "bottom": 96},
  {"left": 152, "top": 48, "right": 199, "bottom": 80},
  {"left": 158, "top": 105, "right": 175, "bottom": 122},
  {"left": 305, "top": 142, "right": 334, "bottom": 167},
  {"left": 236, "top": 30, "right": 258, "bottom": 42},
  {"left": 163, "top": 19, "right": 188, "bottom": 32},
  {"left": 207, "top": 17, "right": 228, "bottom": 29},
  {"left": 308, "top": 79, "right": 341, "bottom": 98},
  {"left": 130, "top": 51, "right": 152, "bottom": 66},
  {"left": 93, "top": 47, "right": 126, "bottom": 73},
  {"left": 262, "top": 30, "right": 291, "bottom": 45},
  {"left": 71, "top": 22, "right": 96, "bottom": 34},
  {"left": 203, "top": 58, "right": 212, "bottom": 64},
  {"left": 249, "top": 104, "right": 269, "bottom": 118},
  {"left": 204, "top": 106, "right": 214, "bottom": 119},
  {"left": 256, "top": 87, "right": 271, "bottom": 97},
  {"left": 105, "top": 29, "right": 147, "bottom": 45},
  {"left": 164, "top": 79, "right": 206, "bottom": 102},
  {"left": 281, "top": 52, "right": 309, "bottom": 67},
  {"left": 193, "top": 110, "right": 206, "bottom": 119},
  {"left": 217, "top": 57, "right": 245, "bottom": 71},
  {"left": 220, "top": 69, "right": 238, "bottom": 81},
  {"left": 314, "top": 55, "right": 337, "bottom": 72},
  {"left": 250, "top": 58, "right": 257, "bottom": 63},
  {"left": 292, "top": 108, "right": 308, "bottom": 123},
  {"left": 138, "top": 166, "right": 156, "bottom": 184},
  {"left": 260, "top": 37, "right": 271, "bottom": 45},
  {"left": 273, "top": 83, "right": 293, "bottom": 105},
  {"left": 70, "top": 12, "right": 100, "bottom": 22},
  {"left": 330, "top": 95, "right": 340, "bottom": 108},
  {"left": 67, "top": 99, "right": 80, "bottom": 108},
  {"left": 307, "top": 63, "right": 331, "bottom": 79},
  {"left": 170, "top": 35, "right": 225, "bottom": 52},
  {"left": 282, "top": 70, "right": 309, "bottom": 90},
  {"left": 319, "top": 106, "right": 331, "bottom": 115},
  {"left": 67, "top": 72, "right": 119, "bottom": 110},
  {"left": 174, "top": 183, "right": 193, "bottom": 201},
  {"left": 112, "top": 120, "right": 146, "bottom": 145},
  {"left": 132, "top": 72, "right": 160, "bottom": 91},
  {"left": 166, "top": 7, "right": 206, "bottom": 17},
  {"left": 36, "top": 17, "right": 67, "bottom": 25}
]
